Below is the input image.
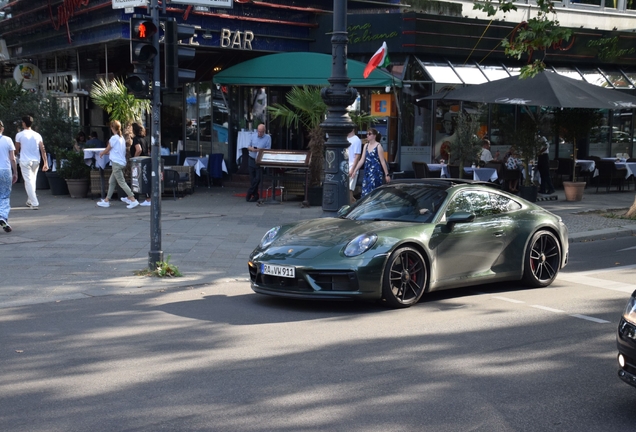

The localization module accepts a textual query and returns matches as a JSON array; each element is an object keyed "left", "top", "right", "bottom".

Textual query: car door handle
[{"left": 493, "top": 231, "right": 505, "bottom": 237}]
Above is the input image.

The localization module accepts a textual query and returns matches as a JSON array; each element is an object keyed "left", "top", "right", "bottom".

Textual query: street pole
[
  {"left": 148, "top": 0, "right": 163, "bottom": 269},
  {"left": 320, "top": 0, "right": 357, "bottom": 212}
]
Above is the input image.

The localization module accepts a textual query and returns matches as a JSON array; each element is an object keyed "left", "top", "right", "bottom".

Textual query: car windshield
[{"left": 345, "top": 185, "right": 448, "bottom": 223}]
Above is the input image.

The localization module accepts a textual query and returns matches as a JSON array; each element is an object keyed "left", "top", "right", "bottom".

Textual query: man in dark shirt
[{"left": 85, "top": 132, "right": 104, "bottom": 149}]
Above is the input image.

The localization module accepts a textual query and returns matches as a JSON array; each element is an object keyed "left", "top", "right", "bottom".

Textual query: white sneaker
[
  {"left": 140, "top": 200, "right": 151, "bottom": 207},
  {"left": 120, "top": 197, "right": 132, "bottom": 204},
  {"left": 97, "top": 200, "right": 110, "bottom": 208},
  {"left": 127, "top": 200, "right": 139, "bottom": 209}
]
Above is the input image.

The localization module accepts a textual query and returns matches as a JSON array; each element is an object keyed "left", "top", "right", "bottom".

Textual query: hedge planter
[
  {"left": 563, "top": 181, "right": 585, "bottom": 202},
  {"left": 65, "top": 178, "right": 89, "bottom": 198},
  {"left": 45, "top": 171, "right": 69, "bottom": 196}
]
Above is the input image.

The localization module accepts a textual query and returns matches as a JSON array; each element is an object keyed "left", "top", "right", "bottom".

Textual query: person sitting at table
[
  {"left": 131, "top": 123, "right": 151, "bottom": 207},
  {"left": 246, "top": 123, "right": 271, "bottom": 203},
  {"left": 504, "top": 146, "right": 522, "bottom": 193},
  {"left": 85, "top": 131, "right": 104, "bottom": 149},
  {"left": 73, "top": 131, "right": 86, "bottom": 152},
  {"left": 480, "top": 138, "right": 499, "bottom": 164}
]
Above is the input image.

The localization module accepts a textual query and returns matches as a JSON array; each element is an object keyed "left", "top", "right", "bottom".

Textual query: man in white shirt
[
  {"left": 15, "top": 115, "right": 48, "bottom": 209},
  {"left": 480, "top": 138, "right": 499, "bottom": 164},
  {"left": 0, "top": 120, "right": 18, "bottom": 232},
  {"left": 347, "top": 128, "right": 362, "bottom": 204}
]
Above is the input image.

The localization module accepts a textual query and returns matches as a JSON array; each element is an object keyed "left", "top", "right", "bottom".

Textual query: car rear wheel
[
  {"left": 382, "top": 247, "right": 428, "bottom": 308},
  {"left": 522, "top": 230, "right": 561, "bottom": 288}
]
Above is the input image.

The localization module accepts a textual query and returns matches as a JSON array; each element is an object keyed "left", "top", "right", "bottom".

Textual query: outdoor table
[
  {"left": 183, "top": 156, "right": 228, "bottom": 177},
  {"left": 576, "top": 159, "right": 596, "bottom": 176},
  {"left": 83, "top": 148, "right": 109, "bottom": 199},
  {"left": 464, "top": 167, "right": 498, "bottom": 182},
  {"left": 428, "top": 163, "right": 449, "bottom": 178},
  {"left": 615, "top": 162, "right": 636, "bottom": 179},
  {"left": 236, "top": 130, "right": 253, "bottom": 163}
]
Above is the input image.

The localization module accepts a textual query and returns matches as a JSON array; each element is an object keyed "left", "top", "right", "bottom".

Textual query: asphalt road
[{"left": 2, "top": 238, "right": 636, "bottom": 431}]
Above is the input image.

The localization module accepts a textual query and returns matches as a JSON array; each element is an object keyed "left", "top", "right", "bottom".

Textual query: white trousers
[{"left": 19, "top": 159, "right": 40, "bottom": 206}]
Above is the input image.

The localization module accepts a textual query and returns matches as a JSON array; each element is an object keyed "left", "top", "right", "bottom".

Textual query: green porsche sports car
[{"left": 248, "top": 179, "right": 569, "bottom": 308}]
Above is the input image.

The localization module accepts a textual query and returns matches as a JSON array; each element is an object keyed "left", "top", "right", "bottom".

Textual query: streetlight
[{"left": 320, "top": 0, "right": 357, "bottom": 212}]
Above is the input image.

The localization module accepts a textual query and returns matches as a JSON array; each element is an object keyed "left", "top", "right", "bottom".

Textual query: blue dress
[{"left": 361, "top": 145, "right": 384, "bottom": 197}]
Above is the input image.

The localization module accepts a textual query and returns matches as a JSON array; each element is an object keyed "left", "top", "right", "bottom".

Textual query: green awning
[{"left": 213, "top": 52, "right": 401, "bottom": 88}]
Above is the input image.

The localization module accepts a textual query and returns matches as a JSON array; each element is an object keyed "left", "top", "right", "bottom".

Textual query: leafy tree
[
  {"left": 37, "top": 96, "right": 79, "bottom": 162},
  {"left": 449, "top": 111, "right": 482, "bottom": 178},
  {"left": 0, "top": 80, "right": 40, "bottom": 135},
  {"left": 474, "top": 0, "right": 572, "bottom": 78},
  {"left": 555, "top": 108, "right": 602, "bottom": 181}
]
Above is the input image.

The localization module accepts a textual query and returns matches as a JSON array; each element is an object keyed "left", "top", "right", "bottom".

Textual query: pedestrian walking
[
  {"left": 0, "top": 120, "right": 17, "bottom": 233},
  {"left": 245, "top": 123, "right": 271, "bottom": 202},
  {"left": 15, "top": 115, "right": 48, "bottom": 209},
  {"left": 351, "top": 128, "right": 390, "bottom": 198},
  {"left": 96, "top": 120, "right": 139, "bottom": 209},
  {"left": 347, "top": 127, "right": 362, "bottom": 204}
]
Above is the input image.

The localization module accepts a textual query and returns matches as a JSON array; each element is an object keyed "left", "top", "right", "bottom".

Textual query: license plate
[{"left": 261, "top": 263, "right": 295, "bottom": 278}]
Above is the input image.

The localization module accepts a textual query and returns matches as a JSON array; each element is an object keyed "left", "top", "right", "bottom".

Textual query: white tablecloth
[
  {"left": 576, "top": 159, "right": 596, "bottom": 174},
  {"left": 466, "top": 167, "right": 498, "bottom": 182},
  {"left": 428, "top": 163, "right": 449, "bottom": 178},
  {"left": 83, "top": 148, "right": 109, "bottom": 169},
  {"left": 616, "top": 162, "right": 636, "bottom": 179},
  {"left": 184, "top": 156, "right": 228, "bottom": 176},
  {"left": 236, "top": 131, "right": 253, "bottom": 163}
]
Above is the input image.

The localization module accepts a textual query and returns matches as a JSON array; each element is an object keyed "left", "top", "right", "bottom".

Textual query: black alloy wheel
[
  {"left": 523, "top": 230, "right": 561, "bottom": 287},
  {"left": 382, "top": 246, "right": 428, "bottom": 308}
]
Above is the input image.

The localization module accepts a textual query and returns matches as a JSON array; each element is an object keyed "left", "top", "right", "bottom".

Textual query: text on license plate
[{"left": 261, "top": 263, "right": 295, "bottom": 278}]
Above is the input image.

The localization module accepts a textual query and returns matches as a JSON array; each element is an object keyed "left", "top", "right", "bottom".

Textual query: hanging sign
[
  {"left": 112, "top": 0, "right": 147, "bottom": 9},
  {"left": 370, "top": 94, "right": 394, "bottom": 117},
  {"left": 13, "top": 63, "right": 41, "bottom": 90},
  {"left": 170, "top": 0, "right": 233, "bottom": 7}
]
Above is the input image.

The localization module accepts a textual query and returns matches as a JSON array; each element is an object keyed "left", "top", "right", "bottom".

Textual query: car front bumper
[{"left": 617, "top": 317, "right": 636, "bottom": 388}]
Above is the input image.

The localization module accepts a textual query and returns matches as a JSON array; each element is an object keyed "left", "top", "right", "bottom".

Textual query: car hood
[{"left": 263, "top": 218, "right": 413, "bottom": 260}]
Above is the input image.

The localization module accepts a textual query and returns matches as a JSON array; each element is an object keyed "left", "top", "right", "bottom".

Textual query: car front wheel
[
  {"left": 382, "top": 246, "right": 428, "bottom": 308},
  {"left": 522, "top": 230, "right": 561, "bottom": 287}
]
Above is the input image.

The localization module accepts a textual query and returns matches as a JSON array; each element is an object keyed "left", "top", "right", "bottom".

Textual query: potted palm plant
[
  {"left": 514, "top": 116, "right": 544, "bottom": 202},
  {"left": 555, "top": 108, "right": 602, "bottom": 201},
  {"left": 57, "top": 149, "right": 91, "bottom": 198},
  {"left": 268, "top": 86, "right": 327, "bottom": 205}
]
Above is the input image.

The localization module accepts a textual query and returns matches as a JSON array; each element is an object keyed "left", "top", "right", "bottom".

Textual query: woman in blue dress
[{"left": 351, "top": 128, "right": 391, "bottom": 197}]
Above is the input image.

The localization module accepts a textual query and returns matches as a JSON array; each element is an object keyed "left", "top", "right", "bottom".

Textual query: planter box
[
  {"left": 45, "top": 172, "right": 69, "bottom": 196},
  {"left": 563, "top": 181, "right": 585, "bottom": 202}
]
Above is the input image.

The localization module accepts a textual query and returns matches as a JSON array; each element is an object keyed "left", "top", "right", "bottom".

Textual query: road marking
[
  {"left": 618, "top": 246, "right": 636, "bottom": 252},
  {"left": 531, "top": 305, "right": 565, "bottom": 313},
  {"left": 493, "top": 296, "right": 526, "bottom": 304},
  {"left": 570, "top": 314, "right": 610, "bottom": 324}
]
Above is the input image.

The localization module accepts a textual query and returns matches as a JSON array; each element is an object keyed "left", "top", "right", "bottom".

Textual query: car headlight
[
  {"left": 260, "top": 226, "right": 281, "bottom": 249},
  {"left": 344, "top": 233, "right": 378, "bottom": 257},
  {"left": 623, "top": 294, "right": 636, "bottom": 325}
]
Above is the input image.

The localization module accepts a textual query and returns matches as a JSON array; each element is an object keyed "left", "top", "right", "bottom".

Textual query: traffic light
[
  {"left": 164, "top": 19, "right": 196, "bottom": 90},
  {"left": 126, "top": 16, "right": 157, "bottom": 99}
]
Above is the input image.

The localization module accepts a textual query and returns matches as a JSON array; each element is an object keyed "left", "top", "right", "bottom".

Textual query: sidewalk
[{"left": 0, "top": 183, "right": 634, "bottom": 308}]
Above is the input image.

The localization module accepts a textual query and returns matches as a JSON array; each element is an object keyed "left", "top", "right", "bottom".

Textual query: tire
[
  {"left": 382, "top": 246, "right": 428, "bottom": 308},
  {"left": 522, "top": 230, "right": 561, "bottom": 288}
]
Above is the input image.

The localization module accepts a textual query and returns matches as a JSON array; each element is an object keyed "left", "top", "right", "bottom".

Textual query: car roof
[{"left": 388, "top": 178, "right": 502, "bottom": 191}]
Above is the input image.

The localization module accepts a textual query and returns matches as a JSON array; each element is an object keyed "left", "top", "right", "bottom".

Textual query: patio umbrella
[{"left": 418, "top": 71, "right": 636, "bottom": 109}]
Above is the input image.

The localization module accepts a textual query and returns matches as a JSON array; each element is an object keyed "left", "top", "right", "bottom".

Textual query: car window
[
  {"left": 346, "top": 185, "right": 447, "bottom": 223},
  {"left": 446, "top": 190, "right": 492, "bottom": 218},
  {"left": 490, "top": 192, "right": 522, "bottom": 214}
]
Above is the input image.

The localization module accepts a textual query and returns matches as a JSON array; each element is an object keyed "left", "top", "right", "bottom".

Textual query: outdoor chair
[
  {"left": 485, "top": 161, "right": 503, "bottom": 178},
  {"left": 594, "top": 160, "right": 628, "bottom": 192},
  {"left": 448, "top": 165, "right": 460, "bottom": 179},
  {"left": 556, "top": 158, "right": 574, "bottom": 185},
  {"left": 163, "top": 168, "right": 187, "bottom": 200},
  {"left": 412, "top": 161, "right": 430, "bottom": 179},
  {"left": 549, "top": 159, "right": 559, "bottom": 186},
  {"left": 161, "top": 155, "right": 178, "bottom": 166},
  {"left": 200, "top": 153, "right": 224, "bottom": 187}
]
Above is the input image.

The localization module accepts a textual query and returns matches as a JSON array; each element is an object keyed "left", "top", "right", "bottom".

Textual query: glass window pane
[
  {"left": 599, "top": 70, "right": 634, "bottom": 89},
  {"left": 481, "top": 66, "right": 511, "bottom": 82},
  {"left": 554, "top": 68, "right": 583, "bottom": 80},
  {"left": 454, "top": 66, "right": 488, "bottom": 84},
  {"left": 580, "top": 69, "right": 611, "bottom": 87},
  {"left": 423, "top": 65, "right": 462, "bottom": 84}
]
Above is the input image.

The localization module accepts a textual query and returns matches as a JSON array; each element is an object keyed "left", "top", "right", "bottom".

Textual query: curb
[{"left": 568, "top": 225, "right": 636, "bottom": 243}]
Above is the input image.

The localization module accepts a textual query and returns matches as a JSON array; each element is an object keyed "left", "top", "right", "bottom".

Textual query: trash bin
[{"left": 130, "top": 156, "right": 152, "bottom": 195}]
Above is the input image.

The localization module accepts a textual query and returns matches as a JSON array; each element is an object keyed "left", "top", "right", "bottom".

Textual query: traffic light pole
[{"left": 148, "top": 0, "right": 163, "bottom": 269}]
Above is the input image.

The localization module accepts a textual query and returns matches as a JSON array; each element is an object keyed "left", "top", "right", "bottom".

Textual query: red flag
[{"left": 363, "top": 42, "right": 389, "bottom": 79}]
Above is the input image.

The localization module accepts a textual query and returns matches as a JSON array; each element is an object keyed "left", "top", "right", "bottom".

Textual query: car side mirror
[
  {"left": 337, "top": 205, "right": 350, "bottom": 217},
  {"left": 446, "top": 211, "right": 475, "bottom": 229}
]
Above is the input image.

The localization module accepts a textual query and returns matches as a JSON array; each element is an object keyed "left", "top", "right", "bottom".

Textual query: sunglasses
[{"left": 367, "top": 132, "right": 375, "bottom": 136}]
